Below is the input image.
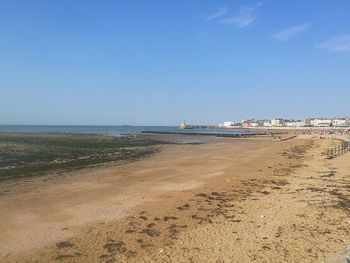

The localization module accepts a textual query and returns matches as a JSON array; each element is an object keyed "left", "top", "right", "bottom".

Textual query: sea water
[{"left": 0, "top": 125, "right": 257, "bottom": 136}]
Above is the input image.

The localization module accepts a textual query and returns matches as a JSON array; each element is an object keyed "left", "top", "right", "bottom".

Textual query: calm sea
[{"left": 0, "top": 125, "right": 256, "bottom": 136}]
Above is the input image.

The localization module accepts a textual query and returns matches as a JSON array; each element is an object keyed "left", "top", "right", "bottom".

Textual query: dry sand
[{"left": 1, "top": 136, "right": 350, "bottom": 262}]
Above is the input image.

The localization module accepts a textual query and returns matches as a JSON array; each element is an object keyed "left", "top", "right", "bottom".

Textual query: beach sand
[{"left": 1, "top": 136, "right": 350, "bottom": 262}]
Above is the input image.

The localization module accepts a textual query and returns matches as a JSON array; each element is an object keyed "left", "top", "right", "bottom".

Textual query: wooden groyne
[
  {"left": 180, "top": 125, "right": 218, "bottom": 129},
  {"left": 140, "top": 131, "right": 261, "bottom": 137},
  {"left": 279, "top": 135, "right": 297, "bottom": 141},
  {"left": 326, "top": 141, "right": 350, "bottom": 159}
]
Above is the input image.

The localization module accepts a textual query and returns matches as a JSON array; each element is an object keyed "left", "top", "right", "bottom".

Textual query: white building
[
  {"left": 311, "top": 119, "right": 332, "bottom": 127},
  {"left": 255, "top": 119, "right": 271, "bottom": 127},
  {"left": 241, "top": 119, "right": 255, "bottom": 128},
  {"left": 285, "top": 121, "right": 305, "bottom": 127},
  {"left": 219, "top": 121, "right": 235, "bottom": 128},
  {"left": 263, "top": 121, "right": 272, "bottom": 127},
  {"left": 271, "top": 119, "right": 284, "bottom": 127},
  {"left": 332, "top": 118, "right": 347, "bottom": 127}
]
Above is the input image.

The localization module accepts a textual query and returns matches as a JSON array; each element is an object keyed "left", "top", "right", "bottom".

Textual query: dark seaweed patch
[{"left": 56, "top": 241, "right": 74, "bottom": 249}]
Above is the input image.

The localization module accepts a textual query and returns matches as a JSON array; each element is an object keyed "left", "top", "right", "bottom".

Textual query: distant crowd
[{"left": 293, "top": 128, "right": 350, "bottom": 140}]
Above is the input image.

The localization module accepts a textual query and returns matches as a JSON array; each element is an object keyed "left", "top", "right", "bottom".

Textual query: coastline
[{"left": 1, "top": 135, "right": 350, "bottom": 262}]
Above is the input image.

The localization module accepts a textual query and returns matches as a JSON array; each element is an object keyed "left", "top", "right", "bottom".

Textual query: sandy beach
[
  {"left": 2, "top": 1, "right": 349, "bottom": 261},
  {"left": 1, "top": 135, "right": 350, "bottom": 262}
]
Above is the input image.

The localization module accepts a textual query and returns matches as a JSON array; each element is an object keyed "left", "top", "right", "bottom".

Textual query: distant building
[
  {"left": 304, "top": 118, "right": 312, "bottom": 126},
  {"left": 256, "top": 119, "right": 271, "bottom": 127},
  {"left": 263, "top": 120, "right": 271, "bottom": 127},
  {"left": 271, "top": 119, "right": 285, "bottom": 127},
  {"left": 285, "top": 120, "right": 305, "bottom": 127},
  {"left": 240, "top": 117, "right": 350, "bottom": 128},
  {"left": 242, "top": 119, "right": 256, "bottom": 128},
  {"left": 241, "top": 120, "right": 249, "bottom": 128},
  {"left": 311, "top": 118, "right": 332, "bottom": 127},
  {"left": 332, "top": 118, "right": 347, "bottom": 127},
  {"left": 219, "top": 121, "right": 235, "bottom": 128},
  {"left": 250, "top": 122, "right": 259, "bottom": 127}
]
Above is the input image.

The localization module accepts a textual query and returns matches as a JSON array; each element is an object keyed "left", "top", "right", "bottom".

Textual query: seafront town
[{"left": 219, "top": 117, "right": 350, "bottom": 128}]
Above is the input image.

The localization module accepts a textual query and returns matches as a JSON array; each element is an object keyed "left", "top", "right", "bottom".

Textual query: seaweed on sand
[{"left": 0, "top": 133, "right": 163, "bottom": 181}]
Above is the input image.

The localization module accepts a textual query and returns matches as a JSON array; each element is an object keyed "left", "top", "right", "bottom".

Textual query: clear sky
[{"left": 1, "top": 0, "right": 350, "bottom": 125}]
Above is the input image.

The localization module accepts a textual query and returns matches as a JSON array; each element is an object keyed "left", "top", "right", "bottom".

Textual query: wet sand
[{"left": 1, "top": 136, "right": 350, "bottom": 262}]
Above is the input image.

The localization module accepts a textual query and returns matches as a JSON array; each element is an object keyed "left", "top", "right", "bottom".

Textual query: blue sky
[{"left": 1, "top": 0, "right": 350, "bottom": 125}]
